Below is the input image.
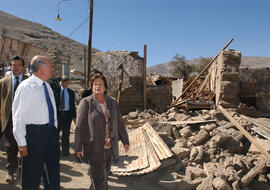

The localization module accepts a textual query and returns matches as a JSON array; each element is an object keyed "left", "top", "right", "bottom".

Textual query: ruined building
[
  {"left": 91, "top": 51, "right": 172, "bottom": 114},
  {"left": 0, "top": 35, "right": 70, "bottom": 79}
]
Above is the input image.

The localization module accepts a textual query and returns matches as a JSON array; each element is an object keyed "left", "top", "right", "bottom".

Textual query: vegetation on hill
[
  {"left": 169, "top": 54, "right": 212, "bottom": 78},
  {"left": 148, "top": 55, "right": 270, "bottom": 77}
]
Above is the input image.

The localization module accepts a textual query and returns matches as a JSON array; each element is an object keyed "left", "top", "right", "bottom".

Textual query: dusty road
[{"left": 0, "top": 126, "right": 163, "bottom": 190}]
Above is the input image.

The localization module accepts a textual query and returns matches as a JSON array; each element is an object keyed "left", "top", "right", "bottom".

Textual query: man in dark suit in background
[
  {"left": 54, "top": 75, "right": 76, "bottom": 156},
  {"left": 0, "top": 56, "right": 28, "bottom": 183}
]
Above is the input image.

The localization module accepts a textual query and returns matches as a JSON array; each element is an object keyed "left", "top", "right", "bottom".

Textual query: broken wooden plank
[
  {"left": 218, "top": 105, "right": 270, "bottom": 162},
  {"left": 158, "top": 120, "right": 216, "bottom": 126}
]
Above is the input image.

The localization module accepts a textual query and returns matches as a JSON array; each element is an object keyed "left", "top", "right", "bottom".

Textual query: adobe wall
[
  {"left": 239, "top": 68, "right": 270, "bottom": 114},
  {"left": 91, "top": 51, "right": 172, "bottom": 114},
  {"left": 92, "top": 51, "right": 144, "bottom": 114},
  {"left": 208, "top": 49, "right": 241, "bottom": 108}
]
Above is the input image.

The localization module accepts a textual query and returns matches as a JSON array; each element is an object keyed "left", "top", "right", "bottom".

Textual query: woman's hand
[
  {"left": 75, "top": 151, "right": 83, "bottom": 159},
  {"left": 124, "top": 144, "right": 130, "bottom": 152}
]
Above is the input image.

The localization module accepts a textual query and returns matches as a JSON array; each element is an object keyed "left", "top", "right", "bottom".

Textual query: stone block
[
  {"left": 179, "top": 126, "right": 192, "bottom": 138},
  {"left": 209, "top": 134, "right": 230, "bottom": 149},
  {"left": 212, "top": 177, "right": 232, "bottom": 190},
  {"left": 171, "top": 146, "right": 190, "bottom": 160},
  {"left": 128, "top": 111, "right": 139, "bottom": 119},
  {"left": 194, "top": 130, "right": 210, "bottom": 145},
  {"left": 185, "top": 166, "right": 207, "bottom": 181},
  {"left": 175, "top": 113, "right": 188, "bottom": 121},
  {"left": 196, "top": 175, "right": 214, "bottom": 190},
  {"left": 189, "top": 147, "right": 198, "bottom": 161},
  {"left": 203, "top": 123, "right": 217, "bottom": 132}
]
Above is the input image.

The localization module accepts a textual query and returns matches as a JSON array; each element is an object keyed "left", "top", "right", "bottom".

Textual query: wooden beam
[
  {"left": 84, "top": 46, "right": 87, "bottom": 88},
  {"left": 116, "top": 63, "right": 124, "bottom": 104},
  {"left": 217, "top": 105, "right": 270, "bottom": 162},
  {"left": 87, "top": 0, "right": 94, "bottom": 88},
  {"left": 158, "top": 120, "right": 216, "bottom": 126}
]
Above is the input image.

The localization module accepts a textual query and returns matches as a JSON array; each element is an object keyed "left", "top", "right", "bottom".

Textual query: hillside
[
  {"left": 147, "top": 56, "right": 270, "bottom": 76},
  {"left": 0, "top": 10, "right": 99, "bottom": 72}
]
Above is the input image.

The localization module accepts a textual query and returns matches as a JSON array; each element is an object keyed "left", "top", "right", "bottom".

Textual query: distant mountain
[
  {"left": 147, "top": 56, "right": 270, "bottom": 76},
  {"left": 0, "top": 10, "right": 99, "bottom": 72}
]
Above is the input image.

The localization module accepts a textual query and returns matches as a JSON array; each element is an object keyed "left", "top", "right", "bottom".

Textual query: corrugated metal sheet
[
  {"left": 111, "top": 122, "right": 173, "bottom": 176},
  {"left": 142, "top": 123, "right": 173, "bottom": 160},
  {"left": 111, "top": 128, "right": 149, "bottom": 173},
  {"left": 240, "top": 115, "right": 270, "bottom": 140}
]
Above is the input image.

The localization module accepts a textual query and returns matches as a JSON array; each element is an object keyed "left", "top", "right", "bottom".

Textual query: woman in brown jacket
[{"left": 75, "top": 73, "right": 129, "bottom": 190}]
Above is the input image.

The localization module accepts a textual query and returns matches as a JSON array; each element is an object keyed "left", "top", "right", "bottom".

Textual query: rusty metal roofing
[{"left": 111, "top": 123, "right": 173, "bottom": 176}]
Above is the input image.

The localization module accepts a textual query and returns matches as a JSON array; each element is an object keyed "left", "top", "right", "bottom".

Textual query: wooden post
[
  {"left": 84, "top": 46, "right": 87, "bottom": 88},
  {"left": 117, "top": 64, "right": 124, "bottom": 104},
  {"left": 217, "top": 105, "right": 270, "bottom": 162},
  {"left": 87, "top": 0, "right": 93, "bottom": 88},
  {"left": 143, "top": 45, "right": 147, "bottom": 109}
]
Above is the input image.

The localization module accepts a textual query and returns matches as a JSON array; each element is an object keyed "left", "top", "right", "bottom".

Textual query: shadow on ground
[
  {"left": 0, "top": 184, "right": 20, "bottom": 190},
  {"left": 60, "top": 162, "right": 84, "bottom": 177}
]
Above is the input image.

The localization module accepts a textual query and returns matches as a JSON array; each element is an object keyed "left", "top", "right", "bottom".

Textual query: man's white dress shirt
[{"left": 12, "top": 74, "right": 57, "bottom": 146}]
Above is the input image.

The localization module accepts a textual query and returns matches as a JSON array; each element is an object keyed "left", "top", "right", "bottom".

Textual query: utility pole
[
  {"left": 87, "top": 0, "right": 93, "bottom": 87},
  {"left": 143, "top": 45, "right": 147, "bottom": 109},
  {"left": 84, "top": 46, "right": 87, "bottom": 88}
]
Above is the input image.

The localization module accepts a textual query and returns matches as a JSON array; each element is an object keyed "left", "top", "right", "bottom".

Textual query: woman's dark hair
[{"left": 90, "top": 73, "right": 108, "bottom": 90}]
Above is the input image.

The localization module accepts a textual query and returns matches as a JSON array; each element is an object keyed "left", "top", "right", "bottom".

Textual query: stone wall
[{"left": 239, "top": 68, "right": 270, "bottom": 114}]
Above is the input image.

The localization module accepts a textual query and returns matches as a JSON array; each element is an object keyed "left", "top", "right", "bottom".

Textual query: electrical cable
[{"left": 67, "top": 16, "right": 89, "bottom": 37}]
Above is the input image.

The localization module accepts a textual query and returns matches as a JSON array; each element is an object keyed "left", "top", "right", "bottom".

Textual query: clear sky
[{"left": 1, "top": 0, "right": 270, "bottom": 66}]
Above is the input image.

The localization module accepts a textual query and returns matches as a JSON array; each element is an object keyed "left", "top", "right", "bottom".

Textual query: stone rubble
[{"left": 123, "top": 107, "right": 270, "bottom": 190}]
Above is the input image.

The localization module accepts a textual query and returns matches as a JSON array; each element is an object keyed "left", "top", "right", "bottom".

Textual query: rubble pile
[
  {"left": 237, "top": 103, "right": 260, "bottom": 118},
  {"left": 123, "top": 107, "right": 270, "bottom": 190}
]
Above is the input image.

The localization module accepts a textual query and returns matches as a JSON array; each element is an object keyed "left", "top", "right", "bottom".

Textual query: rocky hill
[
  {"left": 0, "top": 10, "right": 99, "bottom": 72},
  {"left": 147, "top": 56, "right": 270, "bottom": 76}
]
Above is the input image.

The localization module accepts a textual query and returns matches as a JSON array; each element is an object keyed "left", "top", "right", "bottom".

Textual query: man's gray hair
[{"left": 30, "top": 56, "right": 47, "bottom": 73}]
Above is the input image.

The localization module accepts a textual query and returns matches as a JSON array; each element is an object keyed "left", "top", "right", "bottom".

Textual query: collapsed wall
[
  {"left": 92, "top": 51, "right": 144, "bottom": 114},
  {"left": 91, "top": 51, "right": 173, "bottom": 114},
  {"left": 0, "top": 35, "right": 70, "bottom": 78}
]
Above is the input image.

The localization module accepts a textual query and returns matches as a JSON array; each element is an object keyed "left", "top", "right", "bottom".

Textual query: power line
[
  {"left": 67, "top": 16, "right": 89, "bottom": 37},
  {"left": 57, "top": 0, "right": 72, "bottom": 13}
]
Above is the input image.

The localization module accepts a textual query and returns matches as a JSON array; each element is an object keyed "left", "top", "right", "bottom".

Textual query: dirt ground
[{"left": 0, "top": 124, "right": 163, "bottom": 190}]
